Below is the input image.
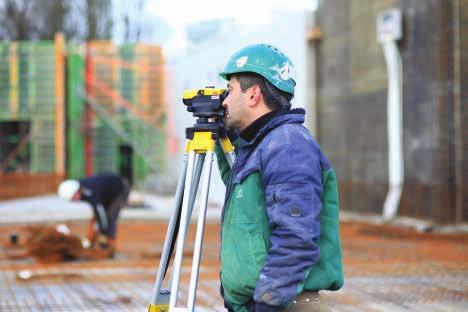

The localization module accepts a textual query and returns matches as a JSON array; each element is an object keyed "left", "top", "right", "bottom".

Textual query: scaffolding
[
  {"left": 0, "top": 34, "right": 168, "bottom": 198},
  {"left": 0, "top": 36, "right": 64, "bottom": 175},
  {"left": 68, "top": 41, "right": 167, "bottom": 186}
]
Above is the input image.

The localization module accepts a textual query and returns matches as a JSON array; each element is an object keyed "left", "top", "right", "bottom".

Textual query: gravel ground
[{"left": 0, "top": 219, "right": 466, "bottom": 311}]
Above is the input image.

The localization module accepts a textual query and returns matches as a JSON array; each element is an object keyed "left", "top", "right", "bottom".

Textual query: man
[
  {"left": 58, "top": 173, "right": 131, "bottom": 256},
  {"left": 215, "top": 44, "right": 343, "bottom": 312}
]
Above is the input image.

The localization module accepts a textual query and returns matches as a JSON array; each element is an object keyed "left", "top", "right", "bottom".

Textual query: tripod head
[{"left": 183, "top": 87, "right": 229, "bottom": 140}]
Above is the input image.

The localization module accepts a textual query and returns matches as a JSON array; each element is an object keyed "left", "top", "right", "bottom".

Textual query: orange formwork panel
[{"left": 0, "top": 173, "right": 65, "bottom": 200}]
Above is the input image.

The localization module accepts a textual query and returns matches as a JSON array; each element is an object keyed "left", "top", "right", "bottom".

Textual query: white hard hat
[{"left": 58, "top": 179, "right": 80, "bottom": 201}]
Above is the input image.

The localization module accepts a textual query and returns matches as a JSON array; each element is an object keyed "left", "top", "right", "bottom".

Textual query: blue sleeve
[{"left": 253, "top": 137, "right": 323, "bottom": 307}]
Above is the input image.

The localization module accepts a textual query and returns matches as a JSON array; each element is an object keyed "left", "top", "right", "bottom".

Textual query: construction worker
[
  {"left": 57, "top": 173, "right": 131, "bottom": 257},
  {"left": 215, "top": 44, "right": 343, "bottom": 312}
]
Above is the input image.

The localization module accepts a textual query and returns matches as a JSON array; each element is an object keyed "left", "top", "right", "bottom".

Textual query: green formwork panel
[
  {"left": 93, "top": 125, "right": 118, "bottom": 174},
  {"left": 133, "top": 120, "right": 149, "bottom": 186},
  {"left": 119, "top": 45, "right": 134, "bottom": 104},
  {"left": 26, "top": 44, "right": 37, "bottom": 119},
  {"left": 32, "top": 45, "right": 56, "bottom": 116},
  {"left": 18, "top": 43, "right": 30, "bottom": 117},
  {"left": 64, "top": 43, "right": 167, "bottom": 186},
  {"left": 30, "top": 117, "right": 56, "bottom": 173},
  {"left": 29, "top": 43, "right": 56, "bottom": 173},
  {"left": 129, "top": 119, "right": 167, "bottom": 185},
  {"left": 0, "top": 44, "right": 11, "bottom": 118},
  {"left": 67, "top": 50, "right": 85, "bottom": 179}
]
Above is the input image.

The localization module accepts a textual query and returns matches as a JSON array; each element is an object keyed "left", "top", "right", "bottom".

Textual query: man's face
[{"left": 223, "top": 77, "right": 249, "bottom": 131}]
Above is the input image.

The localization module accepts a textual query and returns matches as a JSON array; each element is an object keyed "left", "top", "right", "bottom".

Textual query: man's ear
[{"left": 248, "top": 85, "right": 261, "bottom": 106}]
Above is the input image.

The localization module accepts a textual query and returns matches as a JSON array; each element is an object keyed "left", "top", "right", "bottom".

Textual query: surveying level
[
  {"left": 148, "top": 88, "right": 235, "bottom": 312},
  {"left": 182, "top": 87, "right": 229, "bottom": 119}
]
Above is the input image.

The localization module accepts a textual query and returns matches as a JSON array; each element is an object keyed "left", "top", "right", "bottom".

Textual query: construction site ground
[{"left": 0, "top": 204, "right": 467, "bottom": 311}]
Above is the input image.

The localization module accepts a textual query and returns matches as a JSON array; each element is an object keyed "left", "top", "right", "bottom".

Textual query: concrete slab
[{"left": 0, "top": 194, "right": 223, "bottom": 224}]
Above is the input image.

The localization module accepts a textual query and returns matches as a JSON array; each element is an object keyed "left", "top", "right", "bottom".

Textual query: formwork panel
[
  {"left": 93, "top": 125, "right": 118, "bottom": 174},
  {"left": 77, "top": 42, "right": 167, "bottom": 185},
  {"left": 0, "top": 44, "right": 11, "bottom": 118},
  {"left": 0, "top": 173, "right": 63, "bottom": 199},
  {"left": 30, "top": 118, "right": 56, "bottom": 173},
  {"left": 66, "top": 50, "right": 86, "bottom": 179}
]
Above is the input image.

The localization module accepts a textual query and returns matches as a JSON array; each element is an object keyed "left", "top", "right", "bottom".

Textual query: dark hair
[{"left": 230, "top": 73, "right": 293, "bottom": 110}]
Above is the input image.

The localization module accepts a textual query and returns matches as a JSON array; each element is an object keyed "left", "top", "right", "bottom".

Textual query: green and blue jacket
[{"left": 215, "top": 109, "right": 343, "bottom": 311}]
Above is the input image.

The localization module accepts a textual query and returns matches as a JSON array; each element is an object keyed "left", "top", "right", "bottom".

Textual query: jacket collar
[{"left": 240, "top": 108, "right": 306, "bottom": 147}]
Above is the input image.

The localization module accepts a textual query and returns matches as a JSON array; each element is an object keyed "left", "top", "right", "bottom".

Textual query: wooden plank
[
  {"left": 0, "top": 173, "right": 64, "bottom": 200},
  {"left": 54, "top": 33, "right": 66, "bottom": 175},
  {"left": 9, "top": 43, "right": 18, "bottom": 118},
  {"left": 135, "top": 44, "right": 150, "bottom": 110}
]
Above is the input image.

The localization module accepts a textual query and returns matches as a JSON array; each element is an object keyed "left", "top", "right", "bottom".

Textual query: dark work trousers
[{"left": 101, "top": 178, "right": 131, "bottom": 239}]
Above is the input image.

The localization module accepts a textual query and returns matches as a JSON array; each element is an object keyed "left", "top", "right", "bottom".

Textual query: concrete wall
[{"left": 311, "top": 0, "right": 467, "bottom": 223}]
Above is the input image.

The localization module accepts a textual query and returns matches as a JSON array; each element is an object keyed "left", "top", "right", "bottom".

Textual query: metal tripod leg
[
  {"left": 186, "top": 154, "right": 206, "bottom": 230},
  {"left": 149, "top": 133, "right": 234, "bottom": 312},
  {"left": 166, "top": 153, "right": 205, "bottom": 292},
  {"left": 187, "top": 151, "right": 214, "bottom": 311},
  {"left": 150, "top": 154, "right": 188, "bottom": 306},
  {"left": 150, "top": 153, "right": 205, "bottom": 307},
  {"left": 169, "top": 151, "right": 214, "bottom": 312},
  {"left": 168, "top": 151, "right": 197, "bottom": 311}
]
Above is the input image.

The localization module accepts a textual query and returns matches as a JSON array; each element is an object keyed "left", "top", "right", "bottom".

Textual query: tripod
[{"left": 148, "top": 123, "right": 235, "bottom": 312}]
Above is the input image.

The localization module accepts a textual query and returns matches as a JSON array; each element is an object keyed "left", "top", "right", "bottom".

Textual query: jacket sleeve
[
  {"left": 253, "top": 139, "right": 323, "bottom": 308},
  {"left": 215, "top": 131, "right": 241, "bottom": 185}
]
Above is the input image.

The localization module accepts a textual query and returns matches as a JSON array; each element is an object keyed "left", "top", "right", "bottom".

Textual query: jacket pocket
[{"left": 221, "top": 226, "right": 268, "bottom": 300}]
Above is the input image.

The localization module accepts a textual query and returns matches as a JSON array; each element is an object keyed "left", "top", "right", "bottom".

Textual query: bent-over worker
[{"left": 58, "top": 173, "right": 131, "bottom": 256}]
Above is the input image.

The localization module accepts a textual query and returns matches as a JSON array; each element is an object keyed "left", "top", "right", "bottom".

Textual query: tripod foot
[{"left": 148, "top": 303, "right": 169, "bottom": 312}]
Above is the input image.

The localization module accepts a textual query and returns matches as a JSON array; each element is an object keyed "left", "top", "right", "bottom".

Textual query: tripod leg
[
  {"left": 164, "top": 153, "right": 205, "bottom": 295},
  {"left": 150, "top": 154, "right": 189, "bottom": 305},
  {"left": 219, "top": 137, "right": 236, "bottom": 168},
  {"left": 169, "top": 151, "right": 198, "bottom": 309},
  {"left": 187, "top": 151, "right": 214, "bottom": 311},
  {"left": 186, "top": 154, "right": 205, "bottom": 229}
]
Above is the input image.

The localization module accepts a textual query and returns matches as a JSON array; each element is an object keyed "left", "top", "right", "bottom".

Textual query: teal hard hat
[{"left": 219, "top": 44, "right": 296, "bottom": 96}]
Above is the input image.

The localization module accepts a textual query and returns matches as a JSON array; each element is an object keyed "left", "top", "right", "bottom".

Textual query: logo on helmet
[
  {"left": 270, "top": 62, "right": 295, "bottom": 81},
  {"left": 279, "top": 62, "right": 294, "bottom": 80},
  {"left": 235, "top": 56, "right": 248, "bottom": 68}
]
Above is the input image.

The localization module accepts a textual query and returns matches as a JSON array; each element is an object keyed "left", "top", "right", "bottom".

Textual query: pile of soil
[
  {"left": 24, "top": 225, "right": 109, "bottom": 263},
  {"left": 25, "top": 225, "right": 83, "bottom": 262}
]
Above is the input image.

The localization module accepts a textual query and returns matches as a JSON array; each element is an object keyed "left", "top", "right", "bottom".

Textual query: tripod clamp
[
  {"left": 186, "top": 120, "right": 235, "bottom": 167},
  {"left": 148, "top": 124, "right": 235, "bottom": 312}
]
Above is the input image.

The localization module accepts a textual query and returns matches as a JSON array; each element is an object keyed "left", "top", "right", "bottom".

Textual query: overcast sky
[{"left": 143, "top": 0, "right": 318, "bottom": 54}]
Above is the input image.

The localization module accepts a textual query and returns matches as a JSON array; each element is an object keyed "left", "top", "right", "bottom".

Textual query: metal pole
[
  {"left": 224, "top": 151, "right": 236, "bottom": 168},
  {"left": 382, "top": 39, "right": 404, "bottom": 221},
  {"left": 187, "top": 154, "right": 206, "bottom": 225},
  {"left": 187, "top": 151, "right": 214, "bottom": 311},
  {"left": 169, "top": 151, "right": 196, "bottom": 309},
  {"left": 150, "top": 154, "right": 188, "bottom": 304},
  {"left": 164, "top": 153, "right": 205, "bottom": 297}
]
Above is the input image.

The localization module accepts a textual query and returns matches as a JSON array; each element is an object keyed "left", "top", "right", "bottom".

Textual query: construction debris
[
  {"left": 25, "top": 225, "right": 83, "bottom": 262},
  {"left": 24, "top": 225, "right": 110, "bottom": 263},
  {"left": 16, "top": 269, "right": 84, "bottom": 282}
]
